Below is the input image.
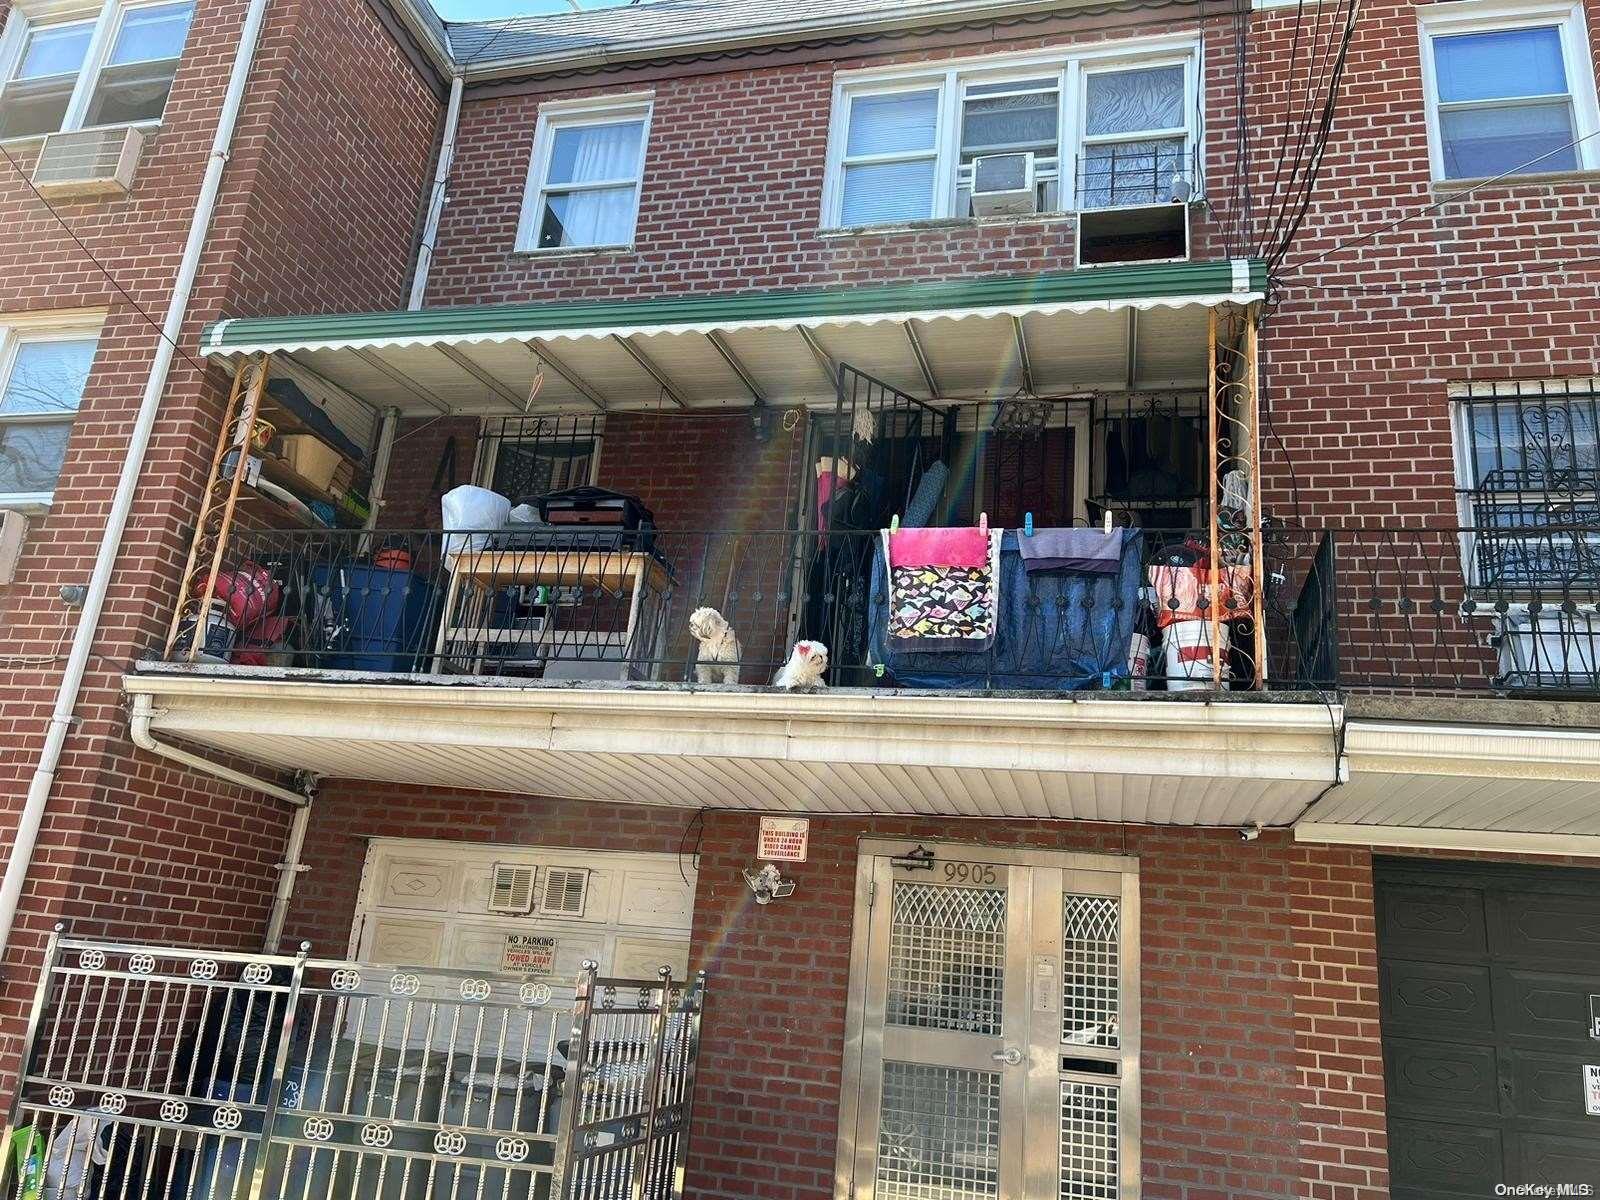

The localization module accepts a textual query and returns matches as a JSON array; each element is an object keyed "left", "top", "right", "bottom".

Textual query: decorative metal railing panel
[
  {"left": 153, "top": 523, "right": 1332, "bottom": 696},
  {"left": 1, "top": 933, "right": 704, "bottom": 1200}
]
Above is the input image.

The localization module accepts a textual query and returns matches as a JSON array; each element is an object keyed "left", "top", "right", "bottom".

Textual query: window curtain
[
  {"left": 1082, "top": 67, "right": 1186, "bottom": 207},
  {"left": 541, "top": 120, "right": 643, "bottom": 247},
  {"left": 841, "top": 90, "right": 939, "bottom": 226}
]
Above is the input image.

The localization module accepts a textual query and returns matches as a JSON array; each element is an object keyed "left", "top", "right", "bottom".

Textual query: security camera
[
  {"left": 1239, "top": 823, "right": 1263, "bottom": 842},
  {"left": 742, "top": 863, "right": 796, "bottom": 905}
]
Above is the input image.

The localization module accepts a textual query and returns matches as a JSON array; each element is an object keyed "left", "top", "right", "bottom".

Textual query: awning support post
[{"left": 1207, "top": 305, "right": 1267, "bottom": 689}]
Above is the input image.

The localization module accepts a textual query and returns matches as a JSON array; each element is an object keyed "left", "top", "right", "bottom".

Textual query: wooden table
[{"left": 434, "top": 545, "right": 673, "bottom": 678}]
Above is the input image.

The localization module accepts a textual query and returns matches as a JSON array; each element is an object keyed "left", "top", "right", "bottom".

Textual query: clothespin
[
  {"left": 1024, "top": 512, "right": 1034, "bottom": 537},
  {"left": 890, "top": 514, "right": 901, "bottom": 534},
  {"left": 979, "top": 512, "right": 989, "bottom": 536}
]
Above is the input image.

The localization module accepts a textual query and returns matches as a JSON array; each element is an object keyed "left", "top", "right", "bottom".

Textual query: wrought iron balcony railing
[{"left": 158, "top": 524, "right": 1319, "bottom": 695}]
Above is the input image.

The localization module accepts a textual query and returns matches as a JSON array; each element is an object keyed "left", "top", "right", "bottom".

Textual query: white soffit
[{"left": 124, "top": 673, "right": 1338, "bottom": 827}]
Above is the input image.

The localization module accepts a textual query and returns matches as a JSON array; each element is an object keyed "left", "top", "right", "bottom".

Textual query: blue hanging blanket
[{"left": 868, "top": 529, "right": 1144, "bottom": 691}]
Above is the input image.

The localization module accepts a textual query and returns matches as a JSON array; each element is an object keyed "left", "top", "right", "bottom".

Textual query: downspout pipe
[
  {"left": 0, "top": 0, "right": 278, "bottom": 968},
  {"left": 408, "top": 71, "right": 464, "bottom": 311},
  {"left": 127, "top": 695, "right": 313, "bottom": 954}
]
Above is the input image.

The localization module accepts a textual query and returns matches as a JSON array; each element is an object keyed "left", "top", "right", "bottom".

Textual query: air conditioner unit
[
  {"left": 487, "top": 863, "right": 537, "bottom": 915},
  {"left": 1494, "top": 608, "right": 1600, "bottom": 691},
  {"left": 31, "top": 127, "right": 146, "bottom": 200},
  {"left": 1076, "top": 201, "right": 1191, "bottom": 269},
  {"left": 971, "top": 152, "right": 1037, "bottom": 217}
]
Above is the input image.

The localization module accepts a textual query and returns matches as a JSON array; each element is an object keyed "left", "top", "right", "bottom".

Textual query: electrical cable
[
  {"left": 1275, "top": 126, "right": 1600, "bottom": 280},
  {"left": 0, "top": 142, "right": 213, "bottom": 378},
  {"left": 1278, "top": 253, "right": 1600, "bottom": 296}
]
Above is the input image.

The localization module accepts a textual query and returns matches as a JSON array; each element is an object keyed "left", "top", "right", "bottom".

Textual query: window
[
  {"left": 0, "top": 329, "right": 98, "bottom": 505},
  {"left": 1419, "top": 2, "right": 1600, "bottom": 180},
  {"left": 0, "top": 1, "right": 195, "bottom": 141},
  {"left": 823, "top": 42, "right": 1199, "bottom": 229},
  {"left": 957, "top": 77, "right": 1061, "bottom": 215},
  {"left": 516, "top": 97, "right": 652, "bottom": 252},
  {"left": 1079, "top": 64, "right": 1188, "bottom": 208},
  {"left": 1452, "top": 378, "right": 1600, "bottom": 587},
  {"left": 0, "top": 20, "right": 93, "bottom": 139},
  {"left": 839, "top": 88, "right": 942, "bottom": 226}
]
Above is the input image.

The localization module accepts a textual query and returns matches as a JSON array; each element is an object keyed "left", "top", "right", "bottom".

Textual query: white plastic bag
[{"left": 441, "top": 485, "right": 511, "bottom": 558}]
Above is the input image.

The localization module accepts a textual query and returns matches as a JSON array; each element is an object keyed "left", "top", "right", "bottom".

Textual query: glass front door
[{"left": 843, "top": 845, "right": 1140, "bottom": 1200}]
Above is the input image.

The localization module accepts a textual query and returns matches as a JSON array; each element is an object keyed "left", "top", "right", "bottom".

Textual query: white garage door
[{"left": 352, "top": 838, "right": 697, "bottom": 983}]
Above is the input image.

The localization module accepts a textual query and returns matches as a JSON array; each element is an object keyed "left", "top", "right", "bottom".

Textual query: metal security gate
[
  {"left": 838, "top": 843, "right": 1140, "bottom": 1200},
  {"left": 1, "top": 931, "right": 704, "bottom": 1200}
]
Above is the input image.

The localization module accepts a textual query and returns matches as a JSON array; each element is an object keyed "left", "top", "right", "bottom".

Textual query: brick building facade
[{"left": 3, "top": 0, "right": 1600, "bottom": 1197}]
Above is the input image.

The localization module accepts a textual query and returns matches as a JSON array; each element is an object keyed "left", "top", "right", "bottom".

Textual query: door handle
[{"left": 991, "top": 1047, "right": 1023, "bottom": 1066}]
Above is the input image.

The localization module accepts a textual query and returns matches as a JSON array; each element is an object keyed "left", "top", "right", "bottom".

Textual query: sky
[{"left": 432, "top": 0, "right": 637, "bottom": 18}]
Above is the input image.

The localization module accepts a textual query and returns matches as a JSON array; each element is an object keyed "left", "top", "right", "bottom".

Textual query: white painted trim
[
  {"left": 513, "top": 93, "right": 654, "bottom": 254},
  {"left": 124, "top": 671, "right": 1345, "bottom": 806},
  {"left": 821, "top": 35, "right": 1203, "bottom": 230},
  {"left": 1416, "top": 0, "right": 1600, "bottom": 181},
  {"left": 1344, "top": 719, "right": 1600, "bottom": 782},
  {"left": 1, "top": 0, "right": 191, "bottom": 136},
  {"left": 1294, "top": 821, "right": 1600, "bottom": 857}
]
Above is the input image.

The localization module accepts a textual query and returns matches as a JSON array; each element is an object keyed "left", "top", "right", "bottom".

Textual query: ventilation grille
[
  {"left": 539, "top": 867, "right": 589, "bottom": 917},
  {"left": 32, "top": 127, "right": 145, "bottom": 199},
  {"left": 488, "top": 863, "right": 537, "bottom": 915}
]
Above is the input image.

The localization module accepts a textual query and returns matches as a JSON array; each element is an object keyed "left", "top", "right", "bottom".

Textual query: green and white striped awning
[{"left": 200, "top": 258, "right": 1264, "bottom": 416}]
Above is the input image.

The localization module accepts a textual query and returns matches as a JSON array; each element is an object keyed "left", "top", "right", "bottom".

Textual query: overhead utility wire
[
  {"left": 1256, "top": 0, "right": 1360, "bottom": 267},
  {"left": 0, "top": 142, "right": 212, "bottom": 378},
  {"left": 1275, "top": 126, "right": 1600, "bottom": 280},
  {"left": 1256, "top": 0, "right": 1351, "bottom": 257}
]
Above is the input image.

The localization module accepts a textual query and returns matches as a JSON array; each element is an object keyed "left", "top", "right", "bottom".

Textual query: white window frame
[
  {"left": 821, "top": 36, "right": 1202, "bottom": 230},
  {"left": 0, "top": 0, "right": 195, "bottom": 143},
  {"left": 0, "top": 310, "right": 104, "bottom": 512},
  {"left": 514, "top": 92, "right": 655, "bottom": 254},
  {"left": 1417, "top": 0, "right": 1600, "bottom": 182}
]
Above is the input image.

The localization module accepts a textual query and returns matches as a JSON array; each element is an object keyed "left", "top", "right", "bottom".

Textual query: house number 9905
[{"left": 944, "top": 863, "right": 997, "bottom": 885}]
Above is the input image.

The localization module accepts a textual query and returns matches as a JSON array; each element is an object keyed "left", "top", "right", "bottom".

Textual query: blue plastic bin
[{"left": 311, "top": 564, "right": 438, "bottom": 673}]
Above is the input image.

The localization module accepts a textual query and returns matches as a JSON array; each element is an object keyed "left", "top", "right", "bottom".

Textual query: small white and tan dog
[
  {"left": 688, "top": 606, "right": 742, "bottom": 685},
  {"left": 773, "top": 640, "right": 829, "bottom": 691}
]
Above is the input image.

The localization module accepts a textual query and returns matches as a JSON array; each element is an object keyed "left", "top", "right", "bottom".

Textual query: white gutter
[
  {"left": 408, "top": 72, "right": 464, "bottom": 311},
  {"left": 0, "top": 0, "right": 278, "bottom": 966},
  {"left": 127, "top": 693, "right": 307, "bottom": 809},
  {"left": 127, "top": 694, "right": 312, "bottom": 952},
  {"left": 1295, "top": 822, "right": 1600, "bottom": 858}
]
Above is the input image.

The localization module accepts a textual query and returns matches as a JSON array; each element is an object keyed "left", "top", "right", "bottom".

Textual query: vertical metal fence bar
[
  {"left": 666, "top": 973, "right": 706, "bottom": 1200},
  {"left": 628, "top": 970, "right": 672, "bottom": 1200},
  {"left": 551, "top": 962, "right": 598, "bottom": 1200},
  {"left": 0, "top": 925, "right": 64, "bottom": 1171},
  {"left": 245, "top": 943, "right": 309, "bottom": 1200}
]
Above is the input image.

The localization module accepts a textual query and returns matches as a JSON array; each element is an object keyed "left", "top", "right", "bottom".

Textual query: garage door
[{"left": 1377, "top": 856, "right": 1600, "bottom": 1196}]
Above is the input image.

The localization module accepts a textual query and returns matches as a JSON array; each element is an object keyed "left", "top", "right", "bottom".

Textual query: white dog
[
  {"left": 773, "top": 640, "right": 829, "bottom": 691},
  {"left": 688, "top": 606, "right": 742, "bottom": 685}
]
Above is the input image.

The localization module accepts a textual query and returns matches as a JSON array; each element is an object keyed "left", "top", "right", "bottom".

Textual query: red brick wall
[
  {"left": 281, "top": 796, "right": 1390, "bottom": 1200},
  {"left": 425, "top": 15, "right": 1233, "bottom": 308},
  {"left": 0, "top": 0, "right": 441, "bottom": 1094},
  {"left": 1250, "top": 0, "right": 1600, "bottom": 524}
]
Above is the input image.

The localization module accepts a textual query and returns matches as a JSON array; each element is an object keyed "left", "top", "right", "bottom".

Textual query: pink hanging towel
[
  {"left": 887, "top": 525, "right": 990, "bottom": 569},
  {"left": 883, "top": 521, "right": 1001, "bottom": 650}
]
